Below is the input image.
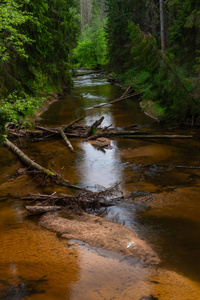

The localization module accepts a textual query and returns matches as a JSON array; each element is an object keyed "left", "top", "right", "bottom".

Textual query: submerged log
[{"left": 58, "top": 127, "right": 74, "bottom": 152}]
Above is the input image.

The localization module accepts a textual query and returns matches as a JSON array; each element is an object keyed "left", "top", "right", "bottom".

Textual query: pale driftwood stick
[
  {"left": 3, "top": 138, "right": 55, "bottom": 177},
  {"left": 35, "top": 125, "right": 57, "bottom": 134},
  {"left": 22, "top": 193, "right": 74, "bottom": 201},
  {"left": 130, "top": 163, "right": 200, "bottom": 170},
  {"left": 58, "top": 127, "right": 74, "bottom": 152},
  {"left": 23, "top": 193, "right": 113, "bottom": 209},
  {"left": 25, "top": 206, "right": 61, "bottom": 214},
  {"left": 117, "top": 135, "right": 193, "bottom": 139},
  {"left": 106, "top": 130, "right": 150, "bottom": 136},
  {"left": 121, "top": 85, "right": 132, "bottom": 98},
  {"left": 93, "top": 92, "right": 142, "bottom": 108}
]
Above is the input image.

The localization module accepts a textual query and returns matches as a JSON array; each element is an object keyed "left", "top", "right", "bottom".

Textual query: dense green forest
[
  {"left": 1, "top": 0, "right": 200, "bottom": 136},
  {"left": 75, "top": 0, "right": 200, "bottom": 124},
  {"left": 0, "top": 0, "right": 78, "bottom": 137}
]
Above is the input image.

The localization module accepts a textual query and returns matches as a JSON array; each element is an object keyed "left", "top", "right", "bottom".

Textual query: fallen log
[
  {"left": 22, "top": 192, "right": 113, "bottom": 210},
  {"left": 35, "top": 125, "right": 57, "bottom": 134},
  {"left": 116, "top": 134, "right": 193, "bottom": 139},
  {"left": 3, "top": 138, "right": 91, "bottom": 190},
  {"left": 93, "top": 92, "right": 142, "bottom": 108},
  {"left": 58, "top": 127, "right": 74, "bottom": 152},
  {"left": 86, "top": 125, "right": 112, "bottom": 140},
  {"left": 129, "top": 163, "right": 200, "bottom": 170},
  {"left": 63, "top": 116, "right": 84, "bottom": 130},
  {"left": 3, "top": 138, "right": 55, "bottom": 177},
  {"left": 85, "top": 116, "right": 104, "bottom": 138},
  {"left": 106, "top": 130, "right": 150, "bottom": 136},
  {"left": 121, "top": 85, "right": 132, "bottom": 98},
  {"left": 25, "top": 205, "right": 61, "bottom": 214}
]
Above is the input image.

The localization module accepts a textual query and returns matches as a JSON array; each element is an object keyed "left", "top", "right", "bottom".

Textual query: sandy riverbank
[{"left": 39, "top": 211, "right": 160, "bottom": 265}]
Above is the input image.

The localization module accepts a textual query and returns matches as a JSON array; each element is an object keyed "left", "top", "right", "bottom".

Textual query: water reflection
[
  {"left": 1, "top": 71, "right": 200, "bottom": 298},
  {"left": 76, "top": 140, "right": 122, "bottom": 190}
]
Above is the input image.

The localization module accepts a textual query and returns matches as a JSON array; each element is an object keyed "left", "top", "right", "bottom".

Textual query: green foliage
[
  {"left": 0, "top": 0, "right": 78, "bottom": 139},
  {"left": 168, "top": 0, "right": 200, "bottom": 69},
  {"left": 0, "top": 92, "right": 42, "bottom": 134},
  {"left": 73, "top": 1, "right": 107, "bottom": 69},
  {"left": 0, "top": 0, "right": 33, "bottom": 63},
  {"left": 105, "top": 0, "right": 147, "bottom": 72},
  {"left": 104, "top": 0, "right": 200, "bottom": 123},
  {"left": 73, "top": 26, "right": 107, "bottom": 68},
  {"left": 124, "top": 22, "right": 200, "bottom": 123}
]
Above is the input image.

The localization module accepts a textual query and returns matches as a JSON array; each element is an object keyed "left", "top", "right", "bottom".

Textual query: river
[{"left": 0, "top": 72, "right": 200, "bottom": 299}]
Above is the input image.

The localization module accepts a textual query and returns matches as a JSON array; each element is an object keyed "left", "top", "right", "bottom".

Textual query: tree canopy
[{"left": 0, "top": 0, "right": 78, "bottom": 134}]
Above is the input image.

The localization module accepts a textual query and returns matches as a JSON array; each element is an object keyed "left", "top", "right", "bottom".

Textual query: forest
[{"left": 0, "top": 0, "right": 200, "bottom": 138}]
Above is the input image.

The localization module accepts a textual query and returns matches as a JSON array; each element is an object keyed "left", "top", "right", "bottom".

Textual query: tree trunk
[
  {"left": 160, "top": 0, "right": 165, "bottom": 53},
  {"left": 85, "top": 116, "right": 104, "bottom": 138},
  {"left": 3, "top": 138, "right": 55, "bottom": 177},
  {"left": 58, "top": 127, "right": 74, "bottom": 152}
]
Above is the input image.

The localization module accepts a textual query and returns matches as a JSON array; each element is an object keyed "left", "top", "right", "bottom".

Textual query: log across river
[{"left": 1, "top": 71, "right": 200, "bottom": 299}]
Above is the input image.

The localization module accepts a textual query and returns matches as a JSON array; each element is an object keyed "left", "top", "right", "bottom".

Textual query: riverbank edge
[{"left": 106, "top": 72, "right": 163, "bottom": 122}]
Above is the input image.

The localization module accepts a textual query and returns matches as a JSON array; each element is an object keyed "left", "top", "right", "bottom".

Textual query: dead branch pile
[
  {"left": 22, "top": 181, "right": 122, "bottom": 214},
  {"left": 6, "top": 116, "right": 193, "bottom": 143}
]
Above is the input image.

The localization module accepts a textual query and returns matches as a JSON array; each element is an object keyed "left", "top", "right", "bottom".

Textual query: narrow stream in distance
[{"left": 0, "top": 71, "right": 200, "bottom": 299}]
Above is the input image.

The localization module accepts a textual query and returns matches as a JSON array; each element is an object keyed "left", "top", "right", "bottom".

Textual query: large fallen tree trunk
[
  {"left": 3, "top": 137, "right": 90, "bottom": 191},
  {"left": 3, "top": 138, "right": 55, "bottom": 177}
]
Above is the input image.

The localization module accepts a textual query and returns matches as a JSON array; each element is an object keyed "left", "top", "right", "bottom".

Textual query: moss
[{"left": 60, "top": 211, "right": 75, "bottom": 220}]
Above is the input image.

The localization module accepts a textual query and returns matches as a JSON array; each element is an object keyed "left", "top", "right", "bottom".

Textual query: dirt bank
[{"left": 39, "top": 211, "right": 160, "bottom": 265}]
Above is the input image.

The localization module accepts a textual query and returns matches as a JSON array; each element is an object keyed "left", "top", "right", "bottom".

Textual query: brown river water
[{"left": 0, "top": 72, "right": 200, "bottom": 299}]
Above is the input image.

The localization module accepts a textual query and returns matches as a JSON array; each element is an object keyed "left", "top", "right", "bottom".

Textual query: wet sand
[{"left": 39, "top": 211, "right": 160, "bottom": 265}]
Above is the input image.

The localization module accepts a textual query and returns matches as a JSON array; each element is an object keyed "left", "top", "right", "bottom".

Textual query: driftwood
[
  {"left": 3, "top": 137, "right": 90, "bottom": 191},
  {"left": 25, "top": 206, "right": 61, "bottom": 214},
  {"left": 22, "top": 181, "right": 121, "bottom": 213},
  {"left": 113, "top": 134, "right": 193, "bottom": 139},
  {"left": 129, "top": 163, "right": 200, "bottom": 170},
  {"left": 6, "top": 120, "right": 193, "bottom": 142},
  {"left": 85, "top": 116, "right": 104, "bottom": 138},
  {"left": 58, "top": 127, "right": 74, "bottom": 152},
  {"left": 63, "top": 116, "right": 84, "bottom": 130},
  {"left": 3, "top": 138, "right": 55, "bottom": 177},
  {"left": 93, "top": 92, "right": 142, "bottom": 108}
]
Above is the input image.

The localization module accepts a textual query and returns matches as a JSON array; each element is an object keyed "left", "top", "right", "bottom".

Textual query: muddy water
[{"left": 1, "top": 72, "right": 200, "bottom": 299}]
